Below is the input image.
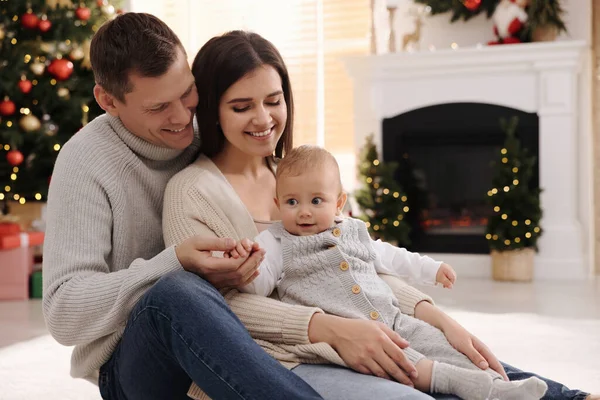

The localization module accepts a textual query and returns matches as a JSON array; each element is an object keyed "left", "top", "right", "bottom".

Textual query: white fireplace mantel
[{"left": 343, "top": 40, "right": 592, "bottom": 280}]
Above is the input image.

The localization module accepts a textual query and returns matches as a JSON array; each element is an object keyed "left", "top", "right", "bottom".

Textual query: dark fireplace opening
[{"left": 382, "top": 103, "right": 539, "bottom": 254}]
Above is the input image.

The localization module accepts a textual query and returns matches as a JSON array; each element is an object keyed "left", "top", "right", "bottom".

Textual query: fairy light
[
  {"left": 512, "top": 221, "right": 518, "bottom": 226},
  {"left": 503, "top": 186, "right": 510, "bottom": 192},
  {"left": 366, "top": 177, "right": 373, "bottom": 184},
  {"left": 486, "top": 234, "right": 492, "bottom": 240},
  {"left": 403, "top": 206, "right": 409, "bottom": 212},
  {"left": 373, "top": 160, "right": 380, "bottom": 166},
  {"left": 501, "top": 148, "right": 507, "bottom": 154},
  {"left": 513, "top": 179, "right": 519, "bottom": 185},
  {"left": 19, "top": 198, "right": 26, "bottom": 204},
  {"left": 4, "top": 186, "right": 10, "bottom": 192},
  {"left": 382, "top": 218, "right": 388, "bottom": 224},
  {"left": 35, "top": 193, "right": 42, "bottom": 201},
  {"left": 525, "top": 232, "right": 532, "bottom": 238},
  {"left": 502, "top": 157, "right": 508, "bottom": 164},
  {"left": 393, "top": 221, "right": 399, "bottom": 227},
  {"left": 401, "top": 196, "right": 407, "bottom": 202},
  {"left": 10, "top": 173, "right": 17, "bottom": 180},
  {"left": 383, "top": 188, "right": 390, "bottom": 195},
  {"left": 54, "top": 144, "right": 61, "bottom": 151},
  {"left": 393, "top": 192, "right": 399, "bottom": 198},
  {"left": 0, "top": 194, "right": 4, "bottom": 201},
  {"left": 3, "top": 145, "right": 9, "bottom": 151},
  {"left": 13, "top": 194, "right": 19, "bottom": 200},
  {"left": 501, "top": 214, "right": 508, "bottom": 220},
  {"left": 6, "top": 121, "right": 12, "bottom": 128},
  {"left": 373, "top": 225, "right": 380, "bottom": 231},
  {"left": 525, "top": 219, "right": 531, "bottom": 225},
  {"left": 494, "top": 206, "right": 500, "bottom": 212}
]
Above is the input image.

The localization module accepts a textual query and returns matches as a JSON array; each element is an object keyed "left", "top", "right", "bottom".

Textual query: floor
[{"left": 0, "top": 278, "right": 599, "bottom": 399}]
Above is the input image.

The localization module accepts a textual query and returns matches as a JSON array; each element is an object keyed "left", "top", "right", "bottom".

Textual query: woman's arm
[{"left": 414, "top": 301, "right": 509, "bottom": 380}]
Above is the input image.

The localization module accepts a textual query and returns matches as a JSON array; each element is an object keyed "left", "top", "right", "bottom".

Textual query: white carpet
[{"left": 0, "top": 311, "right": 598, "bottom": 399}]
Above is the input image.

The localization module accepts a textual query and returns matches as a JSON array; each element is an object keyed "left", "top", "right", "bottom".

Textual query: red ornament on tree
[
  {"left": 21, "top": 11, "right": 39, "bottom": 30},
  {"left": 75, "top": 7, "right": 92, "bottom": 21},
  {"left": 462, "top": 0, "right": 482, "bottom": 11},
  {"left": 38, "top": 19, "right": 52, "bottom": 33},
  {"left": 0, "top": 98, "right": 16, "bottom": 116},
  {"left": 18, "top": 79, "right": 33, "bottom": 94},
  {"left": 6, "top": 150, "right": 24, "bottom": 167},
  {"left": 48, "top": 59, "right": 74, "bottom": 81}
]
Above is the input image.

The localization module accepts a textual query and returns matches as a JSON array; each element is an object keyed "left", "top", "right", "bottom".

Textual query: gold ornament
[
  {"left": 70, "top": 47, "right": 85, "bottom": 60},
  {"left": 30, "top": 61, "right": 45, "bottom": 75},
  {"left": 57, "top": 87, "right": 70, "bottom": 98},
  {"left": 46, "top": 0, "right": 73, "bottom": 9},
  {"left": 19, "top": 114, "right": 41, "bottom": 132},
  {"left": 40, "top": 42, "right": 57, "bottom": 54},
  {"left": 81, "top": 39, "right": 92, "bottom": 69}
]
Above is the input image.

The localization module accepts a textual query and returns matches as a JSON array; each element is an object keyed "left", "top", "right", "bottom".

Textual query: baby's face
[{"left": 276, "top": 169, "right": 343, "bottom": 236}]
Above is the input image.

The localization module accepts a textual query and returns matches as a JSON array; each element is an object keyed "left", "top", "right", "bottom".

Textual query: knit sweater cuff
[
  {"left": 224, "top": 290, "right": 323, "bottom": 345},
  {"left": 396, "top": 285, "right": 434, "bottom": 316}
]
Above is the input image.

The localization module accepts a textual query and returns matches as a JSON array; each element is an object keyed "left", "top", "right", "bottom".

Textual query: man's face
[{"left": 102, "top": 47, "right": 199, "bottom": 150}]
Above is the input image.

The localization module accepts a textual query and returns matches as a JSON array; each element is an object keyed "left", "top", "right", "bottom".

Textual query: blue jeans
[
  {"left": 98, "top": 270, "right": 322, "bottom": 400},
  {"left": 292, "top": 362, "right": 589, "bottom": 400}
]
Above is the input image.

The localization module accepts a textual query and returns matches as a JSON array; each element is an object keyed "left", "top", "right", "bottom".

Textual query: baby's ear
[
  {"left": 336, "top": 192, "right": 348, "bottom": 215},
  {"left": 274, "top": 197, "right": 280, "bottom": 209}
]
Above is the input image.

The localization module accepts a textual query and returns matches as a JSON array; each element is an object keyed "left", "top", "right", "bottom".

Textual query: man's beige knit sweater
[{"left": 163, "top": 155, "right": 435, "bottom": 399}]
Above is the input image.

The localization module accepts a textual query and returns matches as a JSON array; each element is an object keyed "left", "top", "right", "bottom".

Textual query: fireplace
[
  {"left": 382, "top": 103, "right": 539, "bottom": 254},
  {"left": 342, "top": 41, "right": 591, "bottom": 280}
]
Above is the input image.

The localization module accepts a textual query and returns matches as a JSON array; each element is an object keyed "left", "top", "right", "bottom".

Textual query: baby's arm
[
  {"left": 372, "top": 239, "right": 442, "bottom": 286},
  {"left": 237, "top": 230, "right": 284, "bottom": 297}
]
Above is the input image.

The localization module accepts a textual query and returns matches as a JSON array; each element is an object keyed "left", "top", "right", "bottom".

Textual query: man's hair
[
  {"left": 90, "top": 13, "right": 184, "bottom": 102},
  {"left": 191, "top": 30, "right": 294, "bottom": 159},
  {"left": 276, "top": 145, "right": 342, "bottom": 194}
]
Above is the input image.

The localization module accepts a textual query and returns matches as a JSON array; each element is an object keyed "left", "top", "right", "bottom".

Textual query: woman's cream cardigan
[{"left": 162, "top": 155, "right": 434, "bottom": 399}]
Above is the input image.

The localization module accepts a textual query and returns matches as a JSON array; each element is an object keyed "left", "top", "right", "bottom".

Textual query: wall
[{"left": 374, "top": 0, "right": 590, "bottom": 52}]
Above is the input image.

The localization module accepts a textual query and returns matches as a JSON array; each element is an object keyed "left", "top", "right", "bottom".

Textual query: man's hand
[
  {"left": 308, "top": 314, "right": 418, "bottom": 387},
  {"left": 435, "top": 263, "right": 456, "bottom": 289},
  {"left": 175, "top": 236, "right": 264, "bottom": 289}
]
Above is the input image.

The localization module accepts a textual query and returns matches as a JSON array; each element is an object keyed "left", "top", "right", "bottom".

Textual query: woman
[{"left": 163, "top": 30, "right": 593, "bottom": 400}]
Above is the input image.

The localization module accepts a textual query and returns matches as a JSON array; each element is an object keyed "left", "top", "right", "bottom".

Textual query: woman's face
[{"left": 218, "top": 65, "right": 287, "bottom": 158}]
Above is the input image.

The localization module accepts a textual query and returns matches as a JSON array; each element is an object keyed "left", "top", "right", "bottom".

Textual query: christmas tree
[
  {"left": 355, "top": 134, "right": 411, "bottom": 246},
  {"left": 0, "top": 0, "right": 121, "bottom": 213},
  {"left": 485, "top": 116, "right": 542, "bottom": 251}
]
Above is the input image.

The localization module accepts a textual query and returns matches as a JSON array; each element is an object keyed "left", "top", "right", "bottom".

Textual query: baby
[{"left": 233, "top": 145, "right": 547, "bottom": 400}]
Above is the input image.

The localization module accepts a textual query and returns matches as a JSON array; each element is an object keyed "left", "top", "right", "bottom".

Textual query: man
[{"left": 42, "top": 12, "right": 323, "bottom": 400}]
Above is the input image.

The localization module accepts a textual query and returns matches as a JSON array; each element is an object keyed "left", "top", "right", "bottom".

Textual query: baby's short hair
[{"left": 276, "top": 145, "right": 342, "bottom": 193}]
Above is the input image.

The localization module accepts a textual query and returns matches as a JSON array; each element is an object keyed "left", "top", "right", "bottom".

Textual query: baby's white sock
[{"left": 431, "top": 361, "right": 548, "bottom": 400}]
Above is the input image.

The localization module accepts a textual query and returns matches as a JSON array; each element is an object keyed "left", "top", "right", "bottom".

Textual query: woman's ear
[{"left": 336, "top": 192, "right": 348, "bottom": 215}]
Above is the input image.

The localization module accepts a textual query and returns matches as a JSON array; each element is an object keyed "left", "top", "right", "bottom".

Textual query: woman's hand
[
  {"left": 414, "top": 301, "right": 509, "bottom": 380},
  {"left": 175, "top": 236, "right": 264, "bottom": 289},
  {"left": 308, "top": 313, "right": 418, "bottom": 387}
]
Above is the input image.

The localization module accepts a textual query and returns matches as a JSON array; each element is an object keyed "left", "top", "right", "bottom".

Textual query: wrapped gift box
[{"left": 0, "top": 225, "right": 44, "bottom": 301}]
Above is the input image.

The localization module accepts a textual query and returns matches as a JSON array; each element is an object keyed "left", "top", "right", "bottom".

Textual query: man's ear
[
  {"left": 337, "top": 192, "right": 348, "bottom": 215},
  {"left": 93, "top": 84, "right": 120, "bottom": 117}
]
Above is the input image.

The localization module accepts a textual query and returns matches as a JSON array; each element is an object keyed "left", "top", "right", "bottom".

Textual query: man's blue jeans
[
  {"left": 100, "top": 270, "right": 589, "bottom": 400},
  {"left": 98, "top": 270, "right": 322, "bottom": 400}
]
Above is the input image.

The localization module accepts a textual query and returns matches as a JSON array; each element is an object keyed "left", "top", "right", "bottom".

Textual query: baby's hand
[
  {"left": 228, "top": 238, "right": 255, "bottom": 259},
  {"left": 436, "top": 263, "right": 457, "bottom": 289}
]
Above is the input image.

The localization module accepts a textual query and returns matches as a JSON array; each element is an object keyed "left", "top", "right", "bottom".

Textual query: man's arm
[{"left": 43, "top": 151, "right": 182, "bottom": 346}]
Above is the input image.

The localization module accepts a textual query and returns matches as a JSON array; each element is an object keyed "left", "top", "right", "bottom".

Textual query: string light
[
  {"left": 393, "top": 192, "right": 399, "bottom": 198},
  {"left": 0, "top": 194, "right": 4, "bottom": 200},
  {"left": 3, "top": 145, "right": 9, "bottom": 151},
  {"left": 373, "top": 183, "right": 380, "bottom": 189},
  {"left": 525, "top": 219, "right": 531, "bottom": 225},
  {"left": 365, "top": 222, "right": 371, "bottom": 228},
  {"left": 501, "top": 148, "right": 507, "bottom": 154},
  {"left": 512, "top": 167, "right": 519, "bottom": 173},
  {"left": 494, "top": 206, "right": 500, "bottom": 212},
  {"left": 492, "top": 188, "right": 498, "bottom": 194},
  {"left": 501, "top": 214, "right": 508, "bottom": 220},
  {"left": 504, "top": 239, "right": 511, "bottom": 245},
  {"left": 6, "top": 121, "right": 12, "bottom": 128},
  {"left": 401, "top": 196, "right": 407, "bottom": 202},
  {"left": 393, "top": 221, "right": 399, "bottom": 227},
  {"left": 486, "top": 234, "right": 492, "bottom": 240},
  {"left": 525, "top": 232, "right": 532, "bottom": 238},
  {"left": 54, "top": 144, "right": 61, "bottom": 151},
  {"left": 4, "top": 186, "right": 10, "bottom": 192},
  {"left": 10, "top": 174, "right": 17, "bottom": 181},
  {"left": 534, "top": 227, "right": 541, "bottom": 233},
  {"left": 383, "top": 188, "right": 389, "bottom": 195},
  {"left": 513, "top": 179, "right": 519, "bottom": 185},
  {"left": 366, "top": 177, "right": 373, "bottom": 184},
  {"left": 515, "top": 238, "right": 521, "bottom": 243},
  {"left": 502, "top": 157, "right": 508, "bottom": 163},
  {"left": 382, "top": 218, "right": 388, "bottom": 224},
  {"left": 403, "top": 206, "right": 409, "bottom": 212},
  {"left": 493, "top": 235, "right": 498, "bottom": 240},
  {"left": 503, "top": 186, "right": 510, "bottom": 192},
  {"left": 24, "top": 54, "right": 31, "bottom": 63},
  {"left": 373, "top": 160, "right": 379, "bottom": 166},
  {"left": 373, "top": 225, "right": 380, "bottom": 231},
  {"left": 35, "top": 193, "right": 42, "bottom": 201},
  {"left": 13, "top": 194, "right": 19, "bottom": 200},
  {"left": 512, "top": 221, "right": 518, "bottom": 226},
  {"left": 19, "top": 198, "right": 26, "bottom": 204}
]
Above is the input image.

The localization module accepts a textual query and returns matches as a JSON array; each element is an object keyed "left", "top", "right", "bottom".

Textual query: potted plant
[
  {"left": 523, "top": 0, "right": 567, "bottom": 42},
  {"left": 485, "top": 116, "right": 543, "bottom": 281}
]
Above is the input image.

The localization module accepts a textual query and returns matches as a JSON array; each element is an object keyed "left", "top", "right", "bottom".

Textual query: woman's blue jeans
[{"left": 99, "top": 270, "right": 589, "bottom": 400}]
